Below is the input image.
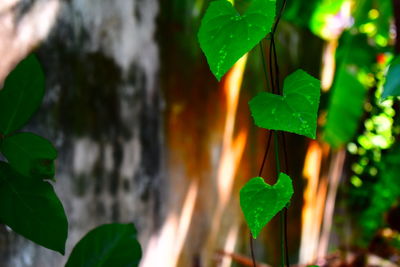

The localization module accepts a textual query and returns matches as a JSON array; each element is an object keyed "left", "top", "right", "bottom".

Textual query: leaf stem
[
  {"left": 250, "top": 233, "right": 257, "bottom": 267},
  {"left": 272, "top": 0, "right": 288, "bottom": 35},
  {"left": 274, "top": 131, "right": 285, "bottom": 267},
  {"left": 273, "top": 131, "right": 281, "bottom": 173},
  {"left": 258, "top": 132, "right": 273, "bottom": 177},
  {"left": 271, "top": 37, "right": 281, "bottom": 94},
  {"left": 259, "top": 41, "right": 272, "bottom": 93},
  {"left": 250, "top": 1, "right": 289, "bottom": 266},
  {"left": 271, "top": 1, "right": 290, "bottom": 266},
  {"left": 280, "top": 133, "right": 290, "bottom": 267}
]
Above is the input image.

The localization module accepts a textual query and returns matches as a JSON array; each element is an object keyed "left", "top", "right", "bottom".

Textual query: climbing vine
[{"left": 198, "top": 0, "right": 321, "bottom": 266}]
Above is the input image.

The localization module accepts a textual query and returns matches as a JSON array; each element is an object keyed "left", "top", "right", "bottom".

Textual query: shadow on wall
[{"left": 0, "top": 0, "right": 161, "bottom": 266}]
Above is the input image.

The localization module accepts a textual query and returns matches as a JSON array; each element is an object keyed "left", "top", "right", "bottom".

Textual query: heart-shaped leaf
[
  {"left": 0, "top": 162, "right": 68, "bottom": 254},
  {"left": 198, "top": 0, "right": 276, "bottom": 81},
  {"left": 249, "top": 69, "right": 320, "bottom": 139},
  {"left": 0, "top": 132, "right": 57, "bottom": 180},
  {"left": 240, "top": 173, "right": 293, "bottom": 238},
  {"left": 65, "top": 223, "right": 142, "bottom": 267},
  {"left": 0, "top": 54, "right": 45, "bottom": 135},
  {"left": 382, "top": 56, "right": 400, "bottom": 99}
]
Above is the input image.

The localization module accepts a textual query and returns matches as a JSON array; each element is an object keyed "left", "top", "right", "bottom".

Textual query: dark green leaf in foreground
[
  {"left": 382, "top": 56, "right": 400, "bottom": 99},
  {"left": 249, "top": 69, "right": 320, "bottom": 139},
  {"left": 198, "top": 0, "right": 276, "bottom": 81},
  {"left": 0, "top": 132, "right": 57, "bottom": 180},
  {"left": 240, "top": 173, "right": 294, "bottom": 238},
  {"left": 0, "top": 162, "right": 68, "bottom": 254},
  {"left": 66, "top": 223, "right": 142, "bottom": 267},
  {"left": 0, "top": 54, "right": 45, "bottom": 135}
]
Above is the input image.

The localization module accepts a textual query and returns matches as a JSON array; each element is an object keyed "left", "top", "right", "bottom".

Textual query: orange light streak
[
  {"left": 205, "top": 54, "right": 248, "bottom": 265},
  {"left": 299, "top": 141, "right": 323, "bottom": 264},
  {"left": 317, "top": 149, "right": 346, "bottom": 259},
  {"left": 219, "top": 224, "right": 239, "bottom": 267},
  {"left": 218, "top": 54, "right": 248, "bottom": 206},
  {"left": 140, "top": 180, "right": 198, "bottom": 267},
  {"left": 321, "top": 40, "right": 338, "bottom": 91}
]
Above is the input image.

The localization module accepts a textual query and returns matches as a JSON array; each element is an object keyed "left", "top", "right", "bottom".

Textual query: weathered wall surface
[{"left": 0, "top": 0, "right": 162, "bottom": 266}]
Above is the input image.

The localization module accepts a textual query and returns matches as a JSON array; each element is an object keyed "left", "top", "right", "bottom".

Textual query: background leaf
[
  {"left": 249, "top": 69, "right": 320, "bottom": 139},
  {"left": 0, "top": 162, "right": 68, "bottom": 254},
  {"left": 240, "top": 173, "right": 294, "bottom": 238},
  {"left": 324, "top": 67, "right": 367, "bottom": 147},
  {"left": 382, "top": 56, "right": 400, "bottom": 99},
  {"left": 0, "top": 132, "right": 57, "bottom": 180},
  {"left": 198, "top": 0, "right": 276, "bottom": 80},
  {"left": 0, "top": 54, "right": 45, "bottom": 135},
  {"left": 324, "top": 33, "right": 373, "bottom": 147},
  {"left": 65, "top": 223, "right": 142, "bottom": 267}
]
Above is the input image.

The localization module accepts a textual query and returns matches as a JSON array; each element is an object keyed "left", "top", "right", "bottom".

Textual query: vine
[{"left": 198, "top": 0, "right": 321, "bottom": 266}]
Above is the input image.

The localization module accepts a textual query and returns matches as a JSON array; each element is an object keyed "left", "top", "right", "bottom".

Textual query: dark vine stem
[
  {"left": 250, "top": 234, "right": 257, "bottom": 267},
  {"left": 269, "top": 38, "right": 277, "bottom": 93},
  {"left": 250, "top": 40, "right": 274, "bottom": 267},
  {"left": 258, "top": 132, "right": 273, "bottom": 177},
  {"left": 281, "top": 132, "right": 290, "bottom": 267},
  {"left": 271, "top": 1, "right": 290, "bottom": 267},
  {"left": 271, "top": 37, "right": 281, "bottom": 95},
  {"left": 250, "top": 1, "right": 289, "bottom": 267},
  {"left": 259, "top": 41, "right": 272, "bottom": 93}
]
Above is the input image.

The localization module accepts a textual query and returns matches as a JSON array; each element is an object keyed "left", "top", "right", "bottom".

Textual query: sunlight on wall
[
  {"left": 299, "top": 141, "right": 323, "bottom": 264},
  {"left": 220, "top": 224, "right": 239, "bottom": 267},
  {"left": 140, "top": 180, "right": 198, "bottom": 267},
  {"left": 0, "top": 0, "right": 60, "bottom": 83},
  {"left": 218, "top": 54, "right": 248, "bottom": 206},
  {"left": 204, "top": 54, "right": 248, "bottom": 266}
]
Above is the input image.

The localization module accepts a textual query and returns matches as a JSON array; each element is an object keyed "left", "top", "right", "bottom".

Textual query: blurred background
[{"left": 0, "top": 0, "right": 400, "bottom": 266}]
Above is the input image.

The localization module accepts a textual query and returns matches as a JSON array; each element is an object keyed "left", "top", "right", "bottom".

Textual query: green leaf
[
  {"left": 309, "top": 0, "right": 346, "bottom": 40},
  {"left": 198, "top": 0, "right": 276, "bottom": 81},
  {"left": 323, "top": 32, "right": 372, "bottom": 147},
  {"left": 240, "top": 173, "right": 294, "bottom": 238},
  {"left": 249, "top": 69, "right": 321, "bottom": 139},
  {"left": 324, "top": 67, "right": 367, "bottom": 147},
  {"left": 65, "top": 223, "right": 142, "bottom": 267},
  {"left": 382, "top": 56, "right": 400, "bottom": 99},
  {"left": 283, "top": 0, "right": 321, "bottom": 28},
  {"left": 0, "top": 162, "right": 68, "bottom": 254},
  {"left": 0, "top": 132, "right": 57, "bottom": 180},
  {"left": 0, "top": 54, "right": 45, "bottom": 135}
]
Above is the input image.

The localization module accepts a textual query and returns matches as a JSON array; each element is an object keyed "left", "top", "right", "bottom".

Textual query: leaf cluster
[
  {"left": 198, "top": 0, "right": 321, "bottom": 240},
  {"left": 0, "top": 55, "right": 142, "bottom": 266}
]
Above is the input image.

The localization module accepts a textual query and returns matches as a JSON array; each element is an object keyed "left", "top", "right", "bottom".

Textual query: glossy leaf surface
[
  {"left": 249, "top": 69, "right": 320, "bottom": 139},
  {"left": 240, "top": 173, "right": 294, "bottom": 238},
  {"left": 198, "top": 0, "right": 276, "bottom": 80}
]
